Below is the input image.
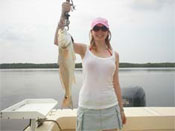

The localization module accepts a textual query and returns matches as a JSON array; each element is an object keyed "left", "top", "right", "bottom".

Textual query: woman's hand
[
  {"left": 121, "top": 111, "right": 127, "bottom": 125},
  {"left": 61, "top": 2, "right": 71, "bottom": 16}
]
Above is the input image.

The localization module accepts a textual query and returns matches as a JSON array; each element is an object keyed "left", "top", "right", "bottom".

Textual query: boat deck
[{"left": 25, "top": 107, "right": 175, "bottom": 131}]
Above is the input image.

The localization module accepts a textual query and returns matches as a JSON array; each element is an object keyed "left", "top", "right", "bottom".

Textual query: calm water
[{"left": 0, "top": 68, "right": 175, "bottom": 131}]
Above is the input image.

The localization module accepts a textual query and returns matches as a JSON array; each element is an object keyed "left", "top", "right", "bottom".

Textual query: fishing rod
[{"left": 64, "top": 0, "right": 75, "bottom": 30}]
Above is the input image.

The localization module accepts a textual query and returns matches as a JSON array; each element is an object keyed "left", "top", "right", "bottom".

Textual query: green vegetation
[
  {"left": 119, "top": 62, "right": 175, "bottom": 68},
  {"left": 0, "top": 63, "right": 174, "bottom": 69}
]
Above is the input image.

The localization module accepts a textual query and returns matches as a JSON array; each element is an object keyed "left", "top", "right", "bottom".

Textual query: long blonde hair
[{"left": 89, "top": 30, "right": 112, "bottom": 50}]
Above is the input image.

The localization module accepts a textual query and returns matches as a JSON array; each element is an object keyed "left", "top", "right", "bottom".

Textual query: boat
[{"left": 1, "top": 98, "right": 175, "bottom": 131}]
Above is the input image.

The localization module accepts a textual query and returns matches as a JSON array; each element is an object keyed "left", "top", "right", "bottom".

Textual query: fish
[{"left": 57, "top": 28, "right": 76, "bottom": 109}]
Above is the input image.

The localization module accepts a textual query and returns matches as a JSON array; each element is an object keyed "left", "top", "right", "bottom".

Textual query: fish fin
[{"left": 61, "top": 96, "right": 73, "bottom": 109}]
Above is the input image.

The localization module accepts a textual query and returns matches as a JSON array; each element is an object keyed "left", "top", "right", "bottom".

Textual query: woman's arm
[
  {"left": 54, "top": 19, "right": 87, "bottom": 58},
  {"left": 54, "top": 27, "right": 59, "bottom": 46},
  {"left": 54, "top": 2, "right": 86, "bottom": 58},
  {"left": 54, "top": 21, "right": 86, "bottom": 57},
  {"left": 113, "top": 52, "right": 124, "bottom": 112},
  {"left": 113, "top": 52, "right": 127, "bottom": 124},
  {"left": 73, "top": 43, "right": 87, "bottom": 58},
  {"left": 54, "top": 17, "right": 65, "bottom": 46},
  {"left": 54, "top": 1, "right": 71, "bottom": 46}
]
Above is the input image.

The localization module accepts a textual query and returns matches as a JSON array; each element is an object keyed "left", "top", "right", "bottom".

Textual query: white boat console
[{"left": 0, "top": 99, "right": 57, "bottom": 131}]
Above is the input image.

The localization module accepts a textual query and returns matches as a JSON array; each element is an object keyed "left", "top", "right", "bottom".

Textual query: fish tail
[{"left": 61, "top": 96, "right": 73, "bottom": 109}]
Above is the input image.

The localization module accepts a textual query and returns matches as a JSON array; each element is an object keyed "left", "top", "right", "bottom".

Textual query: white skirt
[{"left": 76, "top": 104, "right": 123, "bottom": 131}]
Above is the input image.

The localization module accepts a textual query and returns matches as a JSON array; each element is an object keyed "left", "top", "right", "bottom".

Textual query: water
[{"left": 0, "top": 68, "right": 174, "bottom": 131}]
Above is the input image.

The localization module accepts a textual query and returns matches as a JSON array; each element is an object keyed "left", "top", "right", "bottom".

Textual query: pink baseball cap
[{"left": 91, "top": 17, "right": 109, "bottom": 29}]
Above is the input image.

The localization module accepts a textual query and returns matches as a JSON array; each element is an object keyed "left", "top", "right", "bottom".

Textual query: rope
[{"left": 44, "top": 119, "right": 62, "bottom": 131}]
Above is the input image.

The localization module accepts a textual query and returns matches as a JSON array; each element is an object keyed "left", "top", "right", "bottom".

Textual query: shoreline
[
  {"left": 0, "top": 67, "right": 175, "bottom": 72},
  {"left": 0, "top": 62, "right": 174, "bottom": 69}
]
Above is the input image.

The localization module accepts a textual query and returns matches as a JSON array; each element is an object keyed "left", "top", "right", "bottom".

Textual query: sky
[{"left": 0, "top": 0, "right": 174, "bottom": 64}]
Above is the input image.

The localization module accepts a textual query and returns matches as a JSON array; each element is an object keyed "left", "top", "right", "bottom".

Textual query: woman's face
[{"left": 91, "top": 24, "right": 109, "bottom": 41}]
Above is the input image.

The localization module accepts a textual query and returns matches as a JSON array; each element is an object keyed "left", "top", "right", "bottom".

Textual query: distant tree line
[
  {"left": 0, "top": 62, "right": 174, "bottom": 69},
  {"left": 119, "top": 63, "right": 175, "bottom": 68}
]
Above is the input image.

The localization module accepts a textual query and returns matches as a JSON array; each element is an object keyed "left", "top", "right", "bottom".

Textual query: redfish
[{"left": 57, "top": 29, "right": 76, "bottom": 109}]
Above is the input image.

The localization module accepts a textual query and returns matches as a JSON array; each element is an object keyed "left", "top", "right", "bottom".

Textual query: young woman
[{"left": 54, "top": 2, "right": 127, "bottom": 131}]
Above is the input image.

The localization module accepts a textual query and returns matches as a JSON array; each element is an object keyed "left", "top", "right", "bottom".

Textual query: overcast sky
[{"left": 0, "top": 0, "right": 174, "bottom": 63}]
